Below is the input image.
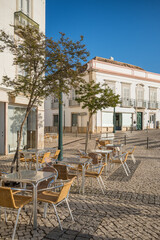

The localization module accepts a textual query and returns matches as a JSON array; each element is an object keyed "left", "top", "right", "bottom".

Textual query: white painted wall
[{"left": 0, "top": 0, "right": 45, "bottom": 153}]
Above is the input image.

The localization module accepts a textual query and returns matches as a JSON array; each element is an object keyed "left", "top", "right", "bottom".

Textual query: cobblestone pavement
[{"left": 0, "top": 130, "right": 160, "bottom": 240}]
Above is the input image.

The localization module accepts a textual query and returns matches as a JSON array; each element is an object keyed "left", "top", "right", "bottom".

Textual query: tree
[
  {"left": 76, "top": 80, "right": 120, "bottom": 152},
  {"left": 0, "top": 25, "right": 89, "bottom": 172}
]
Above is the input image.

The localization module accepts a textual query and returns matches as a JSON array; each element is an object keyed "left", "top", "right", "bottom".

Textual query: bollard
[
  {"left": 124, "top": 135, "right": 127, "bottom": 145},
  {"left": 147, "top": 137, "right": 149, "bottom": 149}
]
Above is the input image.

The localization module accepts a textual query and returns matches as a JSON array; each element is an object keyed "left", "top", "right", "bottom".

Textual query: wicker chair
[
  {"left": 0, "top": 187, "right": 32, "bottom": 240},
  {"left": 52, "top": 164, "right": 78, "bottom": 182},
  {"left": 32, "top": 152, "right": 51, "bottom": 168},
  {"left": 111, "top": 152, "right": 130, "bottom": 176},
  {"left": 84, "top": 163, "right": 107, "bottom": 194},
  {"left": 37, "top": 177, "right": 76, "bottom": 230},
  {"left": 125, "top": 146, "right": 136, "bottom": 163}
]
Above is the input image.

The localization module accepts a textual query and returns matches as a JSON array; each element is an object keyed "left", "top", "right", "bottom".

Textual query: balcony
[
  {"left": 148, "top": 101, "right": 158, "bottom": 109},
  {"left": 69, "top": 99, "right": 80, "bottom": 107},
  {"left": 14, "top": 11, "right": 39, "bottom": 35},
  {"left": 120, "top": 98, "right": 134, "bottom": 108},
  {"left": 135, "top": 100, "right": 146, "bottom": 108}
]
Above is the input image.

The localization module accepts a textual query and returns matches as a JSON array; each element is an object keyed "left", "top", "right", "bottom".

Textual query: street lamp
[
  {"left": 113, "top": 106, "right": 116, "bottom": 133},
  {"left": 58, "top": 92, "right": 63, "bottom": 160}
]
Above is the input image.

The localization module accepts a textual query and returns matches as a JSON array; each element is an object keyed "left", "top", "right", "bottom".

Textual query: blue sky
[{"left": 46, "top": 0, "right": 160, "bottom": 73}]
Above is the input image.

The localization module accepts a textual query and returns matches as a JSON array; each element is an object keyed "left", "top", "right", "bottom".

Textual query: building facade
[
  {"left": 0, "top": 0, "right": 45, "bottom": 154},
  {"left": 44, "top": 56, "right": 160, "bottom": 133}
]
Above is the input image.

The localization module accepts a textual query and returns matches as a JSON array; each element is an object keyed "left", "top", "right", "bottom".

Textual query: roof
[{"left": 93, "top": 56, "right": 144, "bottom": 71}]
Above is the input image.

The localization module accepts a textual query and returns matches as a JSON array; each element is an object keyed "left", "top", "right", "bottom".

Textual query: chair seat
[
  {"left": 85, "top": 171, "right": 99, "bottom": 178},
  {"left": 38, "top": 191, "right": 59, "bottom": 204},
  {"left": 14, "top": 195, "right": 32, "bottom": 208},
  {"left": 20, "top": 158, "right": 32, "bottom": 162}
]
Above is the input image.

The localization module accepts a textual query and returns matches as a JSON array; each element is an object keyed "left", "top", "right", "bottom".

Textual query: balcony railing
[
  {"left": 69, "top": 99, "right": 80, "bottom": 107},
  {"left": 14, "top": 11, "right": 39, "bottom": 35},
  {"left": 120, "top": 98, "right": 134, "bottom": 107},
  {"left": 135, "top": 100, "right": 147, "bottom": 108},
  {"left": 148, "top": 101, "right": 158, "bottom": 109}
]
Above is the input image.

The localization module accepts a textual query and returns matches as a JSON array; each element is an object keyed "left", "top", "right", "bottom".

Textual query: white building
[
  {"left": 45, "top": 56, "right": 160, "bottom": 133},
  {"left": 0, "top": 0, "right": 45, "bottom": 154}
]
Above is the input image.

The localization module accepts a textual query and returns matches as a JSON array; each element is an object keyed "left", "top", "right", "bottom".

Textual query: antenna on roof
[{"left": 109, "top": 56, "right": 114, "bottom": 61}]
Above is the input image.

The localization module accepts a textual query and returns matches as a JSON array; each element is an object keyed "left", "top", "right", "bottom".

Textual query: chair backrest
[
  {"left": 130, "top": 146, "right": 136, "bottom": 154},
  {"left": 41, "top": 152, "right": 51, "bottom": 164},
  {"left": 99, "top": 140, "right": 111, "bottom": 146},
  {"left": 57, "top": 177, "right": 75, "bottom": 203},
  {"left": 120, "top": 152, "right": 129, "bottom": 163},
  {"left": 88, "top": 152, "right": 101, "bottom": 165},
  {"left": 53, "top": 164, "right": 69, "bottom": 180},
  {"left": 97, "top": 163, "right": 107, "bottom": 176},
  {"left": 38, "top": 166, "right": 58, "bottom": 190},
  {"left": 0, "top": 187, "right": 16, "bottom": 208},
  {"left": 53, "top": 150, "right": 60, "bottom": 160}
]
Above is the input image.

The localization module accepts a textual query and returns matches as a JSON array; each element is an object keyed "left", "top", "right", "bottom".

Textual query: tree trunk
[
  {"left": 11, "top": 108, "right": 31, "bottom": 173},
  {"left": 85, "top": 115, "right": 91, "bottom": 153}
]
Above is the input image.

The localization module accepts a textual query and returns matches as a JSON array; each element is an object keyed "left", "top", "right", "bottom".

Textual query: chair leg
[
  {"left": 122, "top": 163, "right": 129, "bottom": 176},
  {"left": 52, "top": 204, "right": 63, "bottom": 230},
  {"left": 131, "top": 154, "right": 136, "bottom": 163},
  {"left": 65, "top": 198, "right": 74, "bottom": 221},
  {"left": 12, "top": 208, "right": 21, "bottom": 240},
  {"left": 124, "top": 162, "right": 130, "bottom": 173},
  {"left": 97, "top": 177, "right": 105, "bottom": 194},
  {"left": 44, "top": 203, "right": 48, "bottom": 218},
  {"left": 99, "top": 176, "right": 106, "bottom": 191},
  {"left": 4, "top": 208, "right": 7, "bottom": 222}
]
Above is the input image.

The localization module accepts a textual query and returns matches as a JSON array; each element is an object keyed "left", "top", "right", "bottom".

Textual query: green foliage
[
  {"left": 0, "top": 26, "right": 89, "bottom": 107},
  {"left": 0, "top": 25, "right": 89, "bottom": 171},
  {"left": 76, "top": 80, "right": 120, "bottom": 117}
]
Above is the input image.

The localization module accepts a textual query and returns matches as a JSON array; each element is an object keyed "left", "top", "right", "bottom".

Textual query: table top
[
  {"left": 1, "top": 170, "right": 55, "bottom": 185},
  {"left": 90, "top": 149, "right": 112, "bottom": 154},
  {"left": 106, "top": 143, "right": 123, "bottom": 147},
  {"left": 61, "top": 157, "right": 92, "bottom": 165},
  {"left": 99, "top": 137, "right": 114, "bottom": 141}
]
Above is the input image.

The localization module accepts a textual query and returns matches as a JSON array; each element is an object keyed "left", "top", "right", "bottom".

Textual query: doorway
[
  {"left": 115, "top": 113, "right": 122, "bottom": 130},
  {"left": 137, "top": 112, "right": 143, "bottom": 130}
]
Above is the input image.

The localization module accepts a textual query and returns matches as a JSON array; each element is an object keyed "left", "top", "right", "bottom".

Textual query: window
[
  {"left": 72, "top": 113, "right": 78, "bottom": 126},
  {"left": 104, "top": 80, "right": 115, "bottom": 93},
  {"left": 136, "top": 84, "right": 144, "bottom": 107},
  {"left": 53, "top": 115, "right": 59, "bottom": 127},
  {"left": 122, "top": 84, "right": 130, "bottom": 99},
  {"left": 19, "top": 0, "right": 30, "bottom": 16},
  {"left": 70, "top": 89, "right": 76, "bottom": 100},
  {"left": 149, "top": 88, "right": 157, "bottom": 102}
]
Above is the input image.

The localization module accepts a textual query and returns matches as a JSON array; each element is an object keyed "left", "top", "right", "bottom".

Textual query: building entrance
[{"left": 115, "top": 113, "right": 122, "bottom": 130}]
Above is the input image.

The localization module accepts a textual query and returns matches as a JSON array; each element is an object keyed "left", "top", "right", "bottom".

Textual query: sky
[{"left": 46, "top": 0, "right": 160, "bottom": 74}]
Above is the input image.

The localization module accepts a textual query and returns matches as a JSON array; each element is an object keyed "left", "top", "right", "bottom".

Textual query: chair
[
  {"left": 125, "top": 146, "right": 136, "bottom": 163},
  {"left": 111, "top": 152, "right": 130, "bottom": 176},
  {"left": 37, "top": 177, "right": 76, "bottom": 230},
  {"left": 0, "top": 187, "right": 32, "bottom": 240},
  {"left": 32, "top": 152, "right": 51, "bottom": 168},
  {"left": 38, "top": 166, "right": 58, "bottom": 190},
  {"left": 52, "top": 150, "right": 60, "bottom": 160},
  {"left": 52, "top": 164, "right": 77, "bottom": 181},
  {"left": 88, "top": 152, "right": 102, "bottom": 165},
  {"left": 84, "top": 163, "right": 107, "bottom": 194}
]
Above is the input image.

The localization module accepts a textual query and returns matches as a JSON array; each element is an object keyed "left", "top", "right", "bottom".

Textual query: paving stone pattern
[{"left": 0, "top": 129, "right": 160, "bottom": 239}]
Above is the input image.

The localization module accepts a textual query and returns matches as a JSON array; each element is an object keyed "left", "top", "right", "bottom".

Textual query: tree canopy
[{"left": 0, "top": 25, "right": 89, "bottom": 171}]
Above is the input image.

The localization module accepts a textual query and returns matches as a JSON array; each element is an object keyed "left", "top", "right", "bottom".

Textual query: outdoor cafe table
[
  {"left": 21, "top": 148, "right": 56, "bottom": 171},
  {"left": 105, "top": 143, "right": 124, "bottom": 155},
  {"left": 60, "top": 157, "right": 92, "bottom": 195},
  {"left": 1, "top": 170, "right": 56, "bottom": 229},
  {"left": 90, "top": 149, "right": 112, "bottom": 175}
]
